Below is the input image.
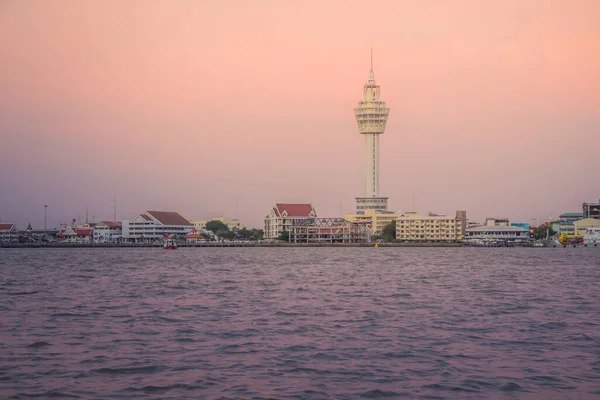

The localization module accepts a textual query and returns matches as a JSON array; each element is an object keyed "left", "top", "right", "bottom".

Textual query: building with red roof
[
  {"left": 0, "top": 223, "right": 18, "bottom": 243},
  {"left": 264, "top": 203, "right": 317, "bottom": 239},
  {"left": 57, "top": 224, "right": 93, "bottom": 243},
  {"left": 122, "top": 210, "right": 193, "bottom": 243},
  {"left": 93, "top": 221, "right": 123, "bottom": 243}
]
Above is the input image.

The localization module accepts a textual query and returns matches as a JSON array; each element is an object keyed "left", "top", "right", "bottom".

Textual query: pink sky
[{"left": 1, "top": 0, "right": 599, "bottom": 229}]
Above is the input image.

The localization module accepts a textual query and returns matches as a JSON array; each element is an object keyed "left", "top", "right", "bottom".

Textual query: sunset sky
[{"left": 1, "top": 0, "right": 599, "bottom": 229}]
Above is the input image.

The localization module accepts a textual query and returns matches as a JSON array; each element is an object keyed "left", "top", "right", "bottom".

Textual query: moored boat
[{"left": 163, "top": 235, "right": 177, "bottom": 250}]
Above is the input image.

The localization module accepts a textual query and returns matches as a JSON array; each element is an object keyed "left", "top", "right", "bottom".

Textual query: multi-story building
[
  {"left": 464, "top": 225, "right": 529, "bottom": 244},
  {"left": 583, "top": 200, "right": 600, "bottom": 219},
  {"left": 573, "top": 218, "right": 600, "bottom": 235},
  {"left": 0, "top": 223, "right": 18, "bottom": 243},
  {"left": 122, "top": 211, "right": 193, "bottom": 242},
  {"left": 289, "top": 218, "right": 371, "bottom": 243},
  {"left": 264, "top": 203, "right": 317, "bottom": 240},
  {"left": 396, "top": 211, "right": 466, "bottom": 242},
  {"left": 190, "top": 217, "right": 244, "bottom": 231},
  {"left": 93, "top": 221, "right": 122, "bottom": 243},
  {"left": 344, "top": 209, "right": 398, "bottom": 236}
]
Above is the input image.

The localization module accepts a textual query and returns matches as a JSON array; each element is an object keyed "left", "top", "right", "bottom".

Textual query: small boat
[{"left": 163, "top": 235, "right": 177, "bottom": 250}]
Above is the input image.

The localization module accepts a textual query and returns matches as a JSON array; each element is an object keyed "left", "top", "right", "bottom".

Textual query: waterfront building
[
  {"left": 122, "top": 211, "right": 193, "bottom": 243},
  {"left": 396, "top": 211, "right": 466, "bottom": 242},
  {"left": 0, "top": 223, "right": 18, "bottom": 243},
  {"left": 354, "top": 49, "right": 390, "bottom": 213},
  {"left": 57, "top": 224, "right": 93, "bottom": 243},
  {"left": 464, "top": 225, "right": 529, "bottom": 244},
  {"left": 93, "top": 221, "right": 122, "bottom": 243},
  {"left": 560, "top": 212, "right": 584, "bottom": 223},
  {"left": 190, "top": 217, "right": 244, "bottom": 231},
  {"left": 289, "top": 218, "right": 371, "bottom": 243},
  {"left": 573, "top": 218, "right": 600, "bottom": 235},
  {"left": 344, "top": 209, "right": 397, "bottom": 236},
  {"left": 583, "top": 200, "right": 600, "bottom": 219},
  {"left": 264, "top": 203, "right": 317, "bottom": 240},
  {"left": 484, "top": 218, "right": 510, "bottom": 227}
]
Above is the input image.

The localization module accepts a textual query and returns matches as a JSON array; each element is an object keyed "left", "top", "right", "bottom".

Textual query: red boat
[{"left": 162, "top": 235, "right": 178, "bottom": 250}]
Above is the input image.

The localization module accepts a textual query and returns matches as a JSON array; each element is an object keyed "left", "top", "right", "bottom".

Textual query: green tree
[
  {"left": 205, "top": 220, "right": 229, "bottom": 236},
  {"left": 278, "top": 230, "right": 289, "bottom": 241},
  {"left": 250, "top": 229, "right": 264, "bottom": 241},
  {"left": 381, "top": 220, "right": 396, "bottom": 242}
]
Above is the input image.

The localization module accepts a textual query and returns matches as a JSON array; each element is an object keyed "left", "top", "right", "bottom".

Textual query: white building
[
  {"left": 0, "top": 223, "right": 18, "bottom": 243},
  {"left": 396, "top": 211, "right": 466, "bottom": 242},
  {"left": 57, "top": 224, "right": 93, "bottom": 243},
  {"left": 122, "top": 211, "right": 193, "bottom": 242},
  {"left": 464, "top": 225, "right": 529, "bottom": 243},
  {"left": 264, "top": 203, "right": 317, "bottom": 240},
  {"left": 93, "top": 221, "right": 122, "bottom": 243},
  {"left": 354, "top": 49, "right": 390, "bottom": 213}
]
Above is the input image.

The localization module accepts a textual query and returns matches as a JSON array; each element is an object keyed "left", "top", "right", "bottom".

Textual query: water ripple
[{"left": 1, "top": 247, "right": 600, "bottom": 398}]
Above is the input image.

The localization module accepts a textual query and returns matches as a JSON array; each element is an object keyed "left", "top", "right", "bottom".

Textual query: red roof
[
  {"left": 100, "top": 221, "right": 122, "bottom": 228},
  {"left": 0, "top": 223, "right": 16, "bottom": 230},
  {"left": 75, "top": 228, "right": 92, "bottom": 236},
  {"left": 274, "top": 203, "right": 315, "bottom": 217},
  {"left": 146, "top": 211, "right": 192, "bottom": 226}
]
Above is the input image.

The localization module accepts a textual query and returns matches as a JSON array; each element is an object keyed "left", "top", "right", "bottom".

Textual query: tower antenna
[
  {"left": 114, "top": 197, "right": 117, "bottom": 222},
  {"left": 370, "top": 45, "right": 373, "bottom": 72}
]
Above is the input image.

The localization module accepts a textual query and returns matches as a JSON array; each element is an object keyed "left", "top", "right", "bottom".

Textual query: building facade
[
  {"left": 583, "top": 200, "right": 600, "bottom": 219},
  {"left": 289, "top": 218, "right": 371, "bottom": 243},
  {"left": 344, "top": 209, "right": 397, "bottom": 236},
  {"left": 0, "top": 223, "right": 18, "bottom": 243},
  {"left": 93, "top": 221, "right": 122, "bottom": 243},
  {"left": 396, "top": 211, "right": 466, "bottom": 242},
  {"left": 190, "top": 217, "right": 244, "bottom": 231},
  {"left": 573, "top": 218, "right": 600, "bottom": 235},
  {"left": 57, "top": 224, "right": 93, "bottom": 243},
  {"left": 264, "top": 203, "right": 317, "bottom": 240},
  {"left": 122, "top": 211, "right": 193, "bottom": 242},
  {"left": 354, "top": 49, "right": 390, "bottom": 213},
  {"left": 464, "top": 225, "right": 529, "bottom": 243}
]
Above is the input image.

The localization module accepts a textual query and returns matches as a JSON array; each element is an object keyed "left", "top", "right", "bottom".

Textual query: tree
[
  {"left": 381, "top": 220, "right": 396, "bottom": 242},
  {"left": 251, "top": 229, "right": 264, "bottom": 241},
  {"left": 278, "top": 230, "right": 289, "bottom": 241},
  {"left": 205, "top": 220, "right": 229, "bottom": 235}
]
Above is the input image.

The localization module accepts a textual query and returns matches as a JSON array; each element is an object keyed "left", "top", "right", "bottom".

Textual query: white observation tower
[{"left": 354, "top": 49, "right": 390, "bottom": 213}]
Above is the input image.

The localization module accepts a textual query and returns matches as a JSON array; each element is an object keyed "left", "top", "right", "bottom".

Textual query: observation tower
[{"left": 354, "top": 49, "right": 390, "bottom": 213}]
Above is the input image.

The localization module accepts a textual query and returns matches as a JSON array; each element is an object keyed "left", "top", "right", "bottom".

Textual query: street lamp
[{"left": 44, "top": 205, "right": 47, "bottom": 241}]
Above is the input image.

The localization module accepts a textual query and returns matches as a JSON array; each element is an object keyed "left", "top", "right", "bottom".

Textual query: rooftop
[{"left": 146, "top": 211, "right": 192, "bottom": 226}]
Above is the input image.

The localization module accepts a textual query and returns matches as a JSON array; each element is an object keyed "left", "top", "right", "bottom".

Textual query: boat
[
  {"left": 583, "top": 227, "right": 600, "bottom": 247},
  {"left": 163, "top": 235, "right": 177, "bottom": 250},
  {"left": 559, "top": 233, "right": 583, "bottom": 247}
]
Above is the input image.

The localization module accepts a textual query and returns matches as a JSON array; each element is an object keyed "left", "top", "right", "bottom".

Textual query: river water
[{"left": 1, "top": 248, "right": 600, "bottom": 399}]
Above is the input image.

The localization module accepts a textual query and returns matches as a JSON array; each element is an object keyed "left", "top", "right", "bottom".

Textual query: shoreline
[{"left": 1, "top": 242, "right": 466, "bottom": 248}]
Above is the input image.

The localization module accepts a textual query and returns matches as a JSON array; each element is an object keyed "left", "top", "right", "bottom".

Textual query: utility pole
[
  {"left": 44, "top": 205, "right": 47, "bottom": 241},
  {"left": 114, "top": 197, "right": 117, "bottom": 222}
]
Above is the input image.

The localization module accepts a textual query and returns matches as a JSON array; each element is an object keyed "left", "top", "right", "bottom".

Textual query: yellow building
[
  {"left": 396, "top": 211, "right": 466, "bottom": 241},
  {"left": 190, "top": 217, "right": 244, "bottom": 231},
  {"left": 573, "top": 218, "right": 600, "bottom": 235},
  {"left": 344, "top": 209, "right": 397, "bottom": 236}
]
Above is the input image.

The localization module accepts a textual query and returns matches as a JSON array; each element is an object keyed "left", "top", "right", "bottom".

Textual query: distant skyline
[{"left": 1, "top": 0, "right": 599, "bottom": 229}]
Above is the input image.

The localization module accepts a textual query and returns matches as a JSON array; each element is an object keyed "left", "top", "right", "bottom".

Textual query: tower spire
[{"left": 370, "top": 45, "right": 373, "bottom": 72}]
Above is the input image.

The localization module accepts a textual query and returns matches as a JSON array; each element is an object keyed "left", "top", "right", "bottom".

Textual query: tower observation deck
[{"left": 354, "top": 49, "right": 390, "bottom": 213}]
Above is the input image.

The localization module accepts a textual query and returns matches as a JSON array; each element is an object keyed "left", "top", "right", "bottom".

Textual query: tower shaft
[{"left": 364, "top": 133, "right": 379, "bottom": 197}]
